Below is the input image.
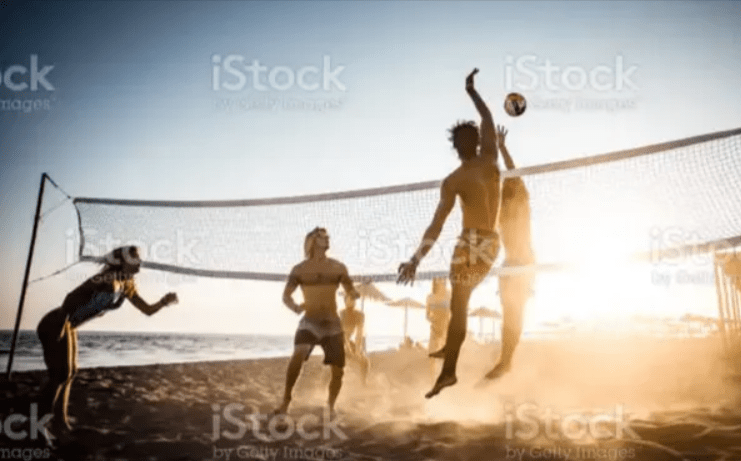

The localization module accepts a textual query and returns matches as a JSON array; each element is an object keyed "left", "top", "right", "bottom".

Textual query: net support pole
[
  {"left": 714, "top": 256, "right": 729, "bottom": 353},
  {"left": 5, "top": 173, "right": 48, "bottom": 381},
  {"left": 728, "top": 279, "right": 741, "bottom": 348},
  {"left": 729, "top": 274, "right": 737, "bottom": 344},
  {"left": 403, "top": 307, "right": 408, "bottom": 340},
  {"left": 723, "top": 271, "right": 734, "bottom": 345}
]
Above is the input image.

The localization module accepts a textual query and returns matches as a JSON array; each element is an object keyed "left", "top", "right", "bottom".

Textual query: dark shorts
[
  {"left": 37, "top": 307, "right": 68, "bottom": 342},
  {"left": 294, "top": 322, "right": 345, "bottom": 368},
  {"left": 450, "top": 228, "right": 500, "bottom": 287},
  {"left": 37, "top": 307, "right": 77, "bottom": 375}
]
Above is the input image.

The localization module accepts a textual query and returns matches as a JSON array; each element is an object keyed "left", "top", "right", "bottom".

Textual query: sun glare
[{"left": 529, "top": 204, "right": 660, "bottom": 328}]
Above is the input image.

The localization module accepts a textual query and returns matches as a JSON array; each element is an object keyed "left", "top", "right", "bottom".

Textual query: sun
[{"left": 528, "top": 211, "right": 659, "bottom": 327}]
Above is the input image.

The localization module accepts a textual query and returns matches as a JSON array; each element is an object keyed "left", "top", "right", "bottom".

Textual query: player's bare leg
[
  {"left": 275, "top": 345, "right": 311, "bottom": 414},
  {"left": 327, "top": 365, "right": 343, "bottom": 416},
  {"left": 484, "top": 276, "right": 526, "bottom": 381},
  {"left": 425, "top": 283, "right": 473, "bottom": 398}
]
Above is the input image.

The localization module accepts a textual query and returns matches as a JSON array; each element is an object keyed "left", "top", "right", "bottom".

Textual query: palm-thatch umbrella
[
  {"left": 386, "top": 297, "right": 425, "bottom": 339},
  {"left": 355, "top": 279, "right": 390, "bottom": 312},
  {"left": 680, "top": 313, "right": 719, "bottom": 336},
  {"left": 469, "top": 306, "right": 501, "bottom": 341}
]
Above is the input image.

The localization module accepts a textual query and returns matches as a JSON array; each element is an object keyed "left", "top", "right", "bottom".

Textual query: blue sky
[{"left": 1, "top": 1, "right": 740, "bottom": 335}]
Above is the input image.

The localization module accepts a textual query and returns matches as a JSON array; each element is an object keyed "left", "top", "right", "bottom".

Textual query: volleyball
[{"left": 504, "top": 92, "right": 527, "bottom": 117}]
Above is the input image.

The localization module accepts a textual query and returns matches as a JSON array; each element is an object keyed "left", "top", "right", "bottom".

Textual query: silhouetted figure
[
  {"left": 484, "top": 125, "right": 535, "bottom": 381},
  {"left": 36, "top": 246, "right": 177, "bottom": 438},
  {"left": 277, "top": 227, "right": 360, "bottom": 415},
  {"left": 340, "top": 291, "right": 370, "bottom": 384},
  {"left": 398, "top": 68, "right": 501, "bottom": 398}
]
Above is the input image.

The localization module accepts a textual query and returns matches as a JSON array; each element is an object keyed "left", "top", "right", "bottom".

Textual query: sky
[{"left": 1, "top": 0, "right": 740, "bottom": 337}]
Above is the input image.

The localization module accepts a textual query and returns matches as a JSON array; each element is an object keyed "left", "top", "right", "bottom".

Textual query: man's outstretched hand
[
  {"left": 496, "top": 124, "right": 508, "bottom": 148},
  {"left": 466, "top": 68, "right": 479, "bottom": 91},
  {"left": 397, "top": 259, "right": 418, "bottom": 286}
]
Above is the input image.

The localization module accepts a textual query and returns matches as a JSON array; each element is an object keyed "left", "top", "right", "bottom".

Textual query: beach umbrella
[
  {"left": 680, "top": 313, "right": 719, "bottom": 336},
  {"left": 386, "top": 297, "right": 425, "bottom": 339},
  {"left": 680, "top": 313, "right": 719, "bottom": 326},
  {"left": 355, "top": 279, "right": 390, "bottom": 312},
  {"left": 469, "top": 306, "right": 501, "bottom": 341},
  {"left": 340, "top": 279, "right": 390, "bottom": 312}
]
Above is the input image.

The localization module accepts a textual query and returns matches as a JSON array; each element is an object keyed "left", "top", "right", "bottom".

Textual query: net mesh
[{"left": 72, "top": 127, "right": 741, "bottom": 281}]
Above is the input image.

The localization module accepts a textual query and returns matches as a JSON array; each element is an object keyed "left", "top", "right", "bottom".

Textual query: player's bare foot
[
  {"left": 483, "top": 361, "right": 511, "bottom": 380},
  {"left": 273, "top": 400, "right": 290, "bottom": 415},
  {"left": 43, "top": 417, "right": 74, "bottom": 448},
  {"left": 428, "top": 347, "right": 446, "bottom": 359},
  {"left": 425, "top": 374, "right": 457, "bottom": 399}
]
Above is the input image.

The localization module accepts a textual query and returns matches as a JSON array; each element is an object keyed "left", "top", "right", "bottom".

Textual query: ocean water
[
  {"left": 1, "top": 324, "right": 702, "bottom": 373},
  {"left": 0, "top": 330, "right": 409, "bottom": 372}
]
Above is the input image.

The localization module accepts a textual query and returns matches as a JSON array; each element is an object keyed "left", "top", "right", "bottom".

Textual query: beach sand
[{"left": 2, "top": 335, "right": 741, "bottom": 461}]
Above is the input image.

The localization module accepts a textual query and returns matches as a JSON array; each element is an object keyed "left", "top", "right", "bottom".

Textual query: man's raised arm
[
  {"left": 465, "top": 68, "right": 497, "bottom": 162},
  {"left": 497, "top": 125, "right": 516, "bottom": 171}
]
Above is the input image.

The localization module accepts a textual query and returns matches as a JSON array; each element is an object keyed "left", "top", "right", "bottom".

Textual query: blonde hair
[
  {"left": 101, "top": 245, "right": 141, "bottom": 271},
  {"left": 304, "top": 227, "right": 327, "bottom": 259}
]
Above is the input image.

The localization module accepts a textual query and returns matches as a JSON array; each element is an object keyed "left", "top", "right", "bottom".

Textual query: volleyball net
[
  {"left": 7, "top": 126, "right": 741, "bottom": 378},
  {"left": 68, "top": 127, "right": 741, "bottom": 282}
]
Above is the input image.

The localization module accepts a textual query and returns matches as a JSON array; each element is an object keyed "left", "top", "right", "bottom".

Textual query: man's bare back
[{"left": 446, "top": 157, "right": 500, "bottom": 232}]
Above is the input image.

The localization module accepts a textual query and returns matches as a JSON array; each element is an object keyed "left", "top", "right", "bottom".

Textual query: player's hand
[
  {"left": 466, "top": 68, "right": 479, "bottom": 91},
  {"left": 397, "top": 259, "right": 418, "bottom": 286},
  {"left": 162, "top": 292, "right": 178, "bottom": 306},
  {"left": 496, "top": 124, "right": 508, "bottom": 147},
  {"left": 291, "top": 303, "right": 305, "bottom": 315}
]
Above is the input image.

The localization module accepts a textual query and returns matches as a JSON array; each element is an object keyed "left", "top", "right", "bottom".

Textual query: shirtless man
[
  {"left": 339, "top": 292, "right": 370, "bottom": 384},
  {"left": 277, "top": 227, "right": 360, "bottom": 415},
  {"left": 398, "top": 68, "right": 501, "bottom": 398},
  {"left": 484, "top": 125, "right": 535, "bottom": 380}
]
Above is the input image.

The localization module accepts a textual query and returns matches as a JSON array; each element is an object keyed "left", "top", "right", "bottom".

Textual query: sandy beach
[{"left": 2, "top": 335, "right": 741, "bottom": 461}]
